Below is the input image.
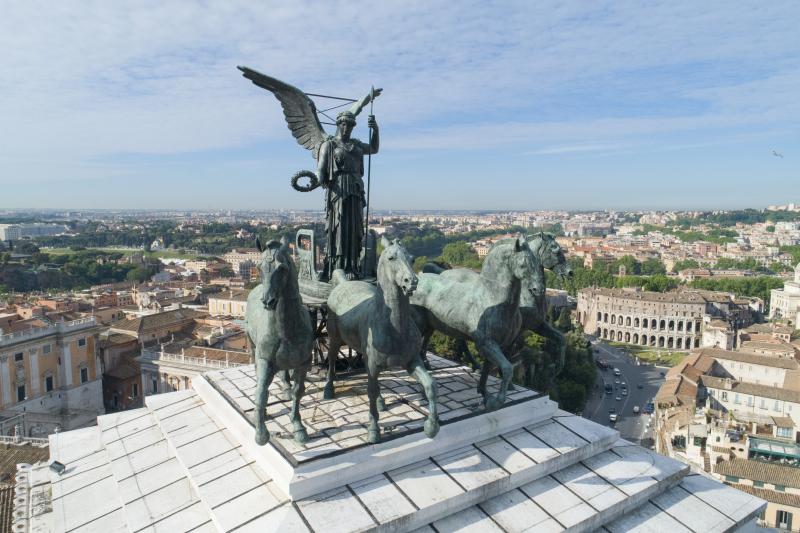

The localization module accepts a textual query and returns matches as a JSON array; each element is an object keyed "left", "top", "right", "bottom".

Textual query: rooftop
[
  {"left": 22, "top": 353, "right": 766, "bottom": 532},
  {"left": 695, "top": 347, "right": 800, "bottom": 370},
  {"left": 715, "top": 458, "right": 800, "bottom": 489},
  {"left": 703, "top": 375, "right": 800, "bottom": 403}
]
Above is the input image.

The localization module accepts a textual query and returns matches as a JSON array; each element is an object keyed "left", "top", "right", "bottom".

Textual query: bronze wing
[{"left": 238, "top": 66, "right": 328, "bottom": 160}]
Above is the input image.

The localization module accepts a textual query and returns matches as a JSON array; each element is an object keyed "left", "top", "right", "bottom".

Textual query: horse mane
[{"left": 481, "top": 240, "right": 520, "bottom": 280}]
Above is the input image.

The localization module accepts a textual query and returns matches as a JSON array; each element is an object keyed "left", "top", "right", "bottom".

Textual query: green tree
[
  {"left": 672, "top": 259, "right": 699, "bottom": 272},
  {"left": 640, "top": 258, "right": 666, "bottom": 275},
  {"left": 766, "top": 225, "right": 776, "bottom": 233},
  {"left": 412, "top": 255, "right": 429, "bottom": 273},
  {"left": 438, "top": 241, "right": 482, "bottom": 269},
  {"left": 125, "top": 267, "right": 150, "bottom": 283}
]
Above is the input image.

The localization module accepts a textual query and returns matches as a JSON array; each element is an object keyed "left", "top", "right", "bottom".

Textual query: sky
[{"left": 1, "top": 1, "right": 798, "bottom": 211}]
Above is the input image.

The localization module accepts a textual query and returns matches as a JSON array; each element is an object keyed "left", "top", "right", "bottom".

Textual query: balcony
[{"left": 0, "top": 317, "right": 97, "bottom": 348}]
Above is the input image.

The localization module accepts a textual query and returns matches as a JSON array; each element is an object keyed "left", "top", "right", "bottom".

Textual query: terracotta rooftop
[
  {"left": 111, "top": 308, "right": 205, "bottom": 335},
  {"left": 695, "top": 347, "right": 800, "bottom": 370},
  {"left": 716, "top": 458, "right": 800, "bottom": 489},
  {"left": 731, "top": 483, "right": 800, "bottom": 508},
  {"left": 702, "top": 375, "right": 800, "bottom": 403}
]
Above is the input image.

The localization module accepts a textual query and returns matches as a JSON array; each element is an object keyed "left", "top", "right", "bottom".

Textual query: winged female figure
[{"left": 238, "top": 66, "right": 381, "bottom": 280}]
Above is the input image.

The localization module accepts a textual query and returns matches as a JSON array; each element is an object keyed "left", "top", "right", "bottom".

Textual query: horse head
[
  {"left": 379, "top": 236, "right": 418, "bottom": 296},
  {"left": 507, "top": 237, "right": 539, "bottom": 297},
  {"left": 256, "top": 236, "right": 291, "bottom": 310},
  {"left": 528, "top": 232, "right": 573, "bottom": 280}
]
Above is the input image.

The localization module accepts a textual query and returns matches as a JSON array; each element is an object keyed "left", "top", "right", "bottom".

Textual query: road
[{"left": 583, "top": 337, "right": 666, "bottom": 446}]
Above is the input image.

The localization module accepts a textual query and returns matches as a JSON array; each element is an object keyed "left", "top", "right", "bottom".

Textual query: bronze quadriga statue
[
  {"left": 323, "top": 237, "right": 439, "bottom": 444},
  {"left": 411, "top": 238, "right": 537, "bottom": 410},
  {"left": 245, "top": 237, "right": 314, "bottom": 445}
]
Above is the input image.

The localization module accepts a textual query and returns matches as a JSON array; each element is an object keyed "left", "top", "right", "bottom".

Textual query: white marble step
[
  {"left": 424, "top": 439, "right": 689, "bottom": 533},
  {"left": 288, "top": 411, "right": 618, "bottom": 532},
  {"left": 146, "top": 390, "right": 310, "bottom": 532},
  {"left": 96, "top": 404, "right": 217, "bottom": 533},
  {"left": 48, "top": 425, "right": 128, "bottom": 533},
  {"left": 599, "top": 472, "right": 766, "bottom": 533}
]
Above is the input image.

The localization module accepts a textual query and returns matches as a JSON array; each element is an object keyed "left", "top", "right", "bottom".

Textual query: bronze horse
[
  {"left": 324, "top": 237, "right": 439, "bottom": 444},
  {"left": 245, "top": 237, "right": 314, "bottom": 445}
]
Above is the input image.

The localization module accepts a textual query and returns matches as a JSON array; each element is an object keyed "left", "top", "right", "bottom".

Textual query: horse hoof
[
  {"left": 367, "top": 429, "right": 380, "bottom": 444},
  {"left": 323, "top": 384, "right": 335, "bottom": 400},
  {"left": 255, "top": 429, "right": 269, "bottom": 446},
  {"left": 485, "top": 396, "right": 503, "bottom": 412},
  {"left": 377, "top": 396, "right": 387, "bottom": 412},
  {"left": 424, "top": 418, "right": 440, "bottom": 439},
  {"left": 294, "top": 428, "right": 310, "bottom": 444}
]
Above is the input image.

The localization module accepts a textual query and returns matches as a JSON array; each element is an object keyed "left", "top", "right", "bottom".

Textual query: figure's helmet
[{"left": 336, "top": 111, "right": 356, "bottom": 126}]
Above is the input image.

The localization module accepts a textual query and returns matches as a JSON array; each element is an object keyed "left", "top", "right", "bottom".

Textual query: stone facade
[
  {"left": 769, "top": 263, "right": 800, "bottom": 325},
  {"left": 577, "top": 287, "right": 755, "bottom": 350},
  {"left": 0, "top": 317, "right": 104, "bottom": 435}
]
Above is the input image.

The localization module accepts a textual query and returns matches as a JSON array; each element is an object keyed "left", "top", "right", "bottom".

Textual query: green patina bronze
[
  {"left": 245, "top": 237, "right": 314, "bottom": 445},
  {"left": 423, "top": 233, "right": 574, "bottom": 386},
  {"left": 238, "top": 66, "right": 380, "bottom": 280},
  {"left": 411, "top": 238, "right": 536, "bottom": 410},
  {"left": 323, "top": 237, "right": 439, "bottom": 444}
]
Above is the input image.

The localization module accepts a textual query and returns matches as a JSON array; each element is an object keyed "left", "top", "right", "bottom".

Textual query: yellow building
[{"left": 0, "top": 317, "right": 104, "bottom": 436}]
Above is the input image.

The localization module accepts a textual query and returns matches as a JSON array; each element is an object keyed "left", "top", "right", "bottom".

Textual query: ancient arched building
[{"left": 577, "top": 287, "right": 756, "bottom": 350}]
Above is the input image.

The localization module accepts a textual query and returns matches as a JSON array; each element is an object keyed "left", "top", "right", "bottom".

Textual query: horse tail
[
  {"left": 331, "top": 269, "right": 348, "bottom": 287},
  {"left": 422, "top": 263, "right": 445, "bottom": 274}
]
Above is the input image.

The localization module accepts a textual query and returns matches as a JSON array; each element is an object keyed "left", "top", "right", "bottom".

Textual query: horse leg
[
  {"left": 477, "top": 340, "right": 513, "bottom": 411},
  {"left": 254, "top": 357, "right": 276, "bottom": 446},
  {"left": 366, "top": 370, "right": 381, "bottom": 444},
  {"left": 278, "top": 370, "right": 292, "bottom": 401},
  {"left": 408, "top": 355, "right": 439, "bottom": 439},
  {"left": 477, "top": 359, "right": 492, "bottom": 398},
  {"left": 419, "top": 329, "right": 432, "bottom": 370},
  {"left": 290, "top": 367, "right": 310, "bottom": 444},
  {"left": 323, "top": 338, "right": 342, "bottom": 400}
]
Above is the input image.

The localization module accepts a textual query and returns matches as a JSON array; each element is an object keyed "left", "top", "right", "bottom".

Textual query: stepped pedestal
[
  {"left": 36, "top": 354, "right": 767, "bottom": 532},
  {"left": 194, "top": 355, "right": 559, "bottom": 499}
]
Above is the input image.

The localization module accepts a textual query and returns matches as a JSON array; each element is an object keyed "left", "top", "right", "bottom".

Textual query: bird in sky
[{"left": 773, "top": 150, "right": 784, "bottom": 158}]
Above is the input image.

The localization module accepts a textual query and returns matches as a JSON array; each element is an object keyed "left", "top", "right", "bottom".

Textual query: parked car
[
  {"left": 615, "top": 395, "right": 622, "bottom": 401},
  {"left": 622, "top": 389, "right": 628, "bottom": 396},
  {"left": 645, "top": 402, "right": 654, "bottom": 414},
  {"left": 613, "top": 368, "right": 621, "bottom": 376},
  {"left": 609, "top": 413, "right": 618, "bottom": 423},
  {"left": 605, "top": 384, "right": 613, "bottom": 394},
  {"left": 633, "top": 406, "right": 640, "bottom": 414}
]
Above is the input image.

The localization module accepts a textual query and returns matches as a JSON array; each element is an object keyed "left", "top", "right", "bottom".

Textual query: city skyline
[{"left": 2, "top": 2, "right": 798, "bottom": 210}]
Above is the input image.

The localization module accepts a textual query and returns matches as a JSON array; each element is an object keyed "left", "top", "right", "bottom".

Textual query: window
[
  {"left": 777, "top": 427, "right": 792, "bottom": 439},
  {"left": 747, "top": 396, "right": 754, "bottom": 407},
  {"left": 16, "top": 385, "right": 25, "bottom": 402},
  {"left": 132, "top": 383, "right": 139, "bottom": 399},
  {"left": 721, "top": 391, "right": 728, "bottom": 401},
  {"left": 42, "top": 344, "right": 51, "bottom": 354},
  {"left": 775, "top": 400, "right": 781, "bottom": 411},
  {"left": 152, "top": 378, "right": 158, "bottom": 394},
  {"left": 760, "top": 398, "right": 767, "bottom": 409},
  {"left": 80, "top": 367, "right": 89, "bottom": 383},
  {"left": 78, "top": 338, "right": 86, "bottom": 347},
  {"left": 45, "top": 376, "right": 54, "bottom": 392},
  {"left": 754, "top": 481, "right": 764, "bottom": 488},
  {"left": 775, "top": 485, "right": 786, "bottom": 492},
  {"left": 734, "top": 394, "right": 741, "bottom": 405},
  {"left": 777, "top": 510, "right": 792, "bottom": 530},
  {"left": 14, "top": 352, "right": 23, "bottom": 362},
  {"left": 725, "top": 475, "right": 740, "bottom": 483}
]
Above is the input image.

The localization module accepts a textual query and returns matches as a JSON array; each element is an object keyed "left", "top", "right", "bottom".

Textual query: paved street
[{"left": 583, "top": 337, "right": 667, "bottom": 446}]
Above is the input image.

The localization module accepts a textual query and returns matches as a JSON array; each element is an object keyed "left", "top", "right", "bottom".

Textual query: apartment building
[{"left": 0, "top": 317, "right": 104, "bottom": 435}]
